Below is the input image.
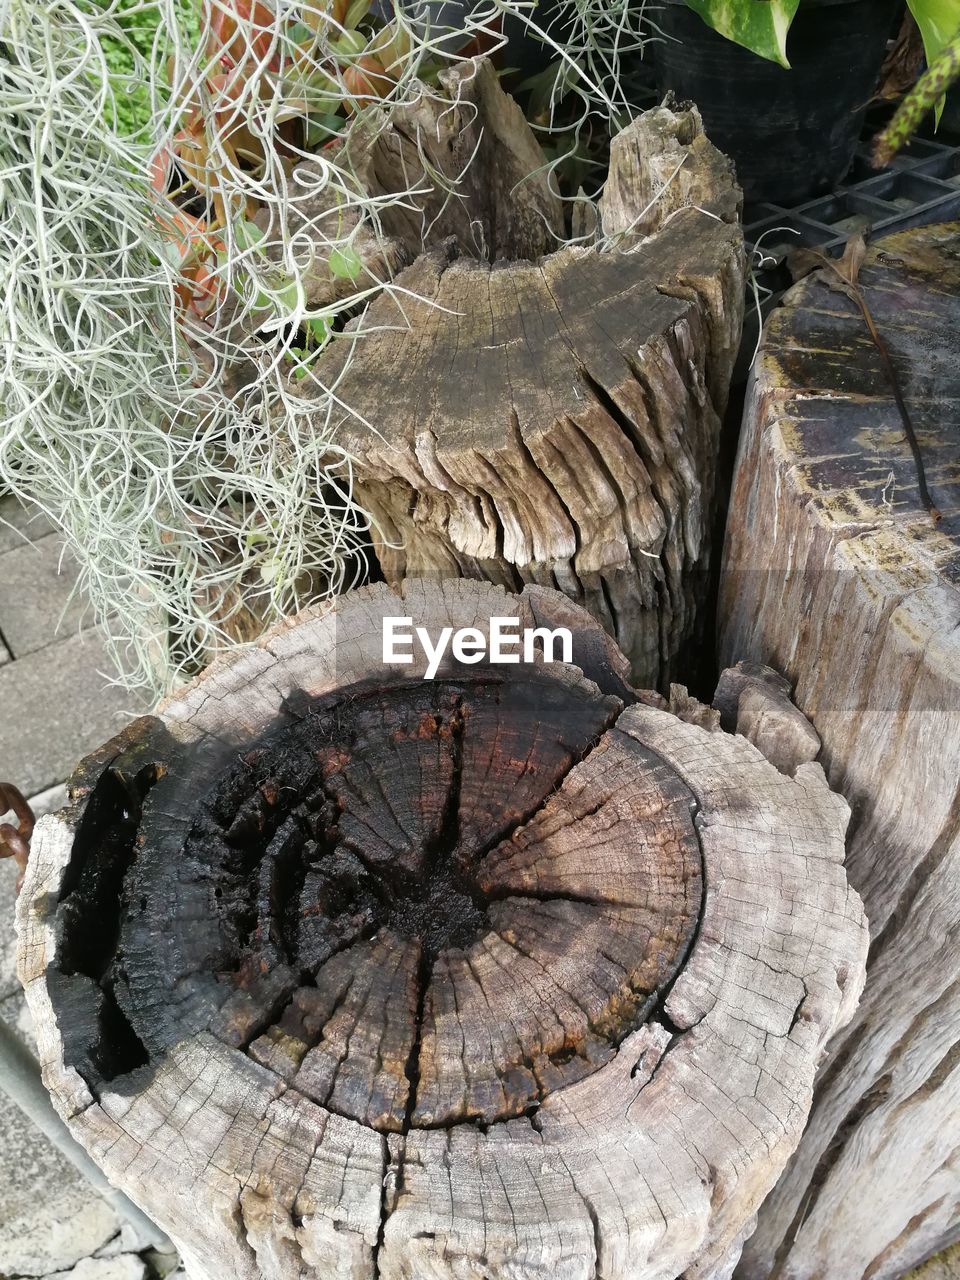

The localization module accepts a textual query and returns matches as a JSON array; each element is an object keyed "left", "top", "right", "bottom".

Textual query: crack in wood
[{"left": 21, "top": 580, "right": 871, "bottom": 1280}]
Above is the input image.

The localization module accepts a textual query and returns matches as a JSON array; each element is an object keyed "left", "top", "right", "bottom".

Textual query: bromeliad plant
[
  {"left": 154, "top": 0, "right": 449, "bottom": 326},
  {"left": 684, "top": 0, "right": 960, "bottom": 71}
]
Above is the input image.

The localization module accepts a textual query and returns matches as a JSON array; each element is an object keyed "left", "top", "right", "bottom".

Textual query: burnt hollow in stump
[
  {"left": 20, "top": 581, "right": 866, "bottom": 1280},
  {"left": 53, "top": 672, "right": 700, "bottom": 1139},
  {"left": 308, "top": 62, "right": 746, "bottom": 691}
]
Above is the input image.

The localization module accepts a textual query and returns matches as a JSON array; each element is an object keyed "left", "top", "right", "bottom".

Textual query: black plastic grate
[
  {"left": 744, "top": 134, "right": 960, "bottom": 297},
  {"left": 614, "top": 73, "right": 960, "bottom": 363},
  {"left": 733, "top": 128, "right": 960, "bottom": 375}
]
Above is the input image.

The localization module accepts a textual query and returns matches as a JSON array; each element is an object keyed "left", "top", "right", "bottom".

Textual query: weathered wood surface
[
  {"left": 719, "top": 222, "right": 960, "bottom": 1280},
  {"left": 274, "top": 59, "right": 565, "bottom": 315},
  {"left": 19, "top": 580, "right": 864, "bottom": 1280},
  {"left": 313, "top": 71, "right": 745, "bottom": 692},
  {"left": 908, "top": 1244, "right": 960, "bottom": 1280}
]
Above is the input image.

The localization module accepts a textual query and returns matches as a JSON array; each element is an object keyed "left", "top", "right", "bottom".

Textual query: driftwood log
[
  {"left": 719, "top": 222, "right": 960, "bottom": 1279},
  {"left": 19, "top": 580, "right": 865, "bottom": 1280},
  {"left": 311, "top": 62, "right": 745, "bottom": 691}
]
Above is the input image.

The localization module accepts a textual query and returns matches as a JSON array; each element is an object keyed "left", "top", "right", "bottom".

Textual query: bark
[
  {"left": 311, "top": 70, "right": 745, "bottom": 692},
  {"left": 719, "top": 221, "right": 960, "bottom": 1279},
  {"left": 19, "top": 580, "right": 864, "bottom": 1280}
]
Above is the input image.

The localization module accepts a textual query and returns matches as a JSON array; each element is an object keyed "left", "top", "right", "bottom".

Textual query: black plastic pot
[{"left": 650, "top": 0, "right": 901, "bottom": 205}]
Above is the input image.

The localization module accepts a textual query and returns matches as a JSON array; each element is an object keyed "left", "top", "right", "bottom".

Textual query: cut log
[
  {"left": 19, "top": 580, "right": 865, "bottom": 1280},
  {"left": 312, "top": 71, "right": 745, "bottom": 691},
  {"left": 718, "top": 221, "right": 960, "bottom": 1279}
]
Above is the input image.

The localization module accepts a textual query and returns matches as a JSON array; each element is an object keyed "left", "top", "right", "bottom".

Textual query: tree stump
[
  {"left": 719, "top": 222, "right": 960, "bottom": 1279},
  {"left": 19, "top": 580, "right": 865, "bottom": 1280},
  {"left": 313, "top": 64, "right": 745, "bottom": 691}
]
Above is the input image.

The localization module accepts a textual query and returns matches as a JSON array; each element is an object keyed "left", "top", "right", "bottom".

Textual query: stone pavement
[
  {"left": 0, "top": 497, "right": 161, "bottom": 1280},
  {"left": 0, "top": 498, "right": 150, "bottom": 801}
]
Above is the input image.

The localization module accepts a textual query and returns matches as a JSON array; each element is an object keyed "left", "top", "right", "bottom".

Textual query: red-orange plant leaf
[
  {"left": 342, "top": 54, "right": 394, "bottom": 112},
  {"left": 205, "top": 0, "right": 283, "bottom": 73}
]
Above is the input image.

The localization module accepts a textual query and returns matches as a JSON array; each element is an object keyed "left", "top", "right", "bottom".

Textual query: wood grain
[
  {"left": 312, "top": 80, "right": 745, "bottom": 691},
  {"left": 719, "top": 222, "right": 960, "bottom": 1280},
  {"left": 18, "top": 580, "right": 865, "bottom": 1280}
]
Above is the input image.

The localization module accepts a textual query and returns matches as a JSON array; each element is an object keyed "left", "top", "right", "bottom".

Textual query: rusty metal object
[{"left": 0, "top": 783, "right": 35, "bottom": 893}]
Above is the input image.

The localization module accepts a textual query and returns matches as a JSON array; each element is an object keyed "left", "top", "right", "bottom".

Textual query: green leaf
[
  {"left": 906, "top": 0, "right": 960, "bottom": 123},
  {"left": 683, "top": 0, "right": 802, "bottom": 67},
  {"left": 233, "top": 219, "right": 266, "bottom": 253},
  {"left": 305, "top": 316, "right": 333, "bottom": 344},
  {"left": 274, "top": 279, "right": 302, "bottom": 312},
  {"left": 328, "top": 245, "right": 363, "bottom": 280},
  {"left": 286, "top": 20, "right": 314, "bottom": 46},
  {"left": 305, "top": 113, "right": 345, "bottom": 148},
  {"left": 908, "top": 0, "right": 960, "bottom": 54},
  {"left": 332, "top": 28, "right": 367, "bottom": 57},
  {"left": 345, "top": 0, "right": 373, "bottom": 30}
]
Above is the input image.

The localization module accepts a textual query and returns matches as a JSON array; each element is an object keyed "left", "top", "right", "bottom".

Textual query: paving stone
[
  {"left": 0, "top": 986, "right": 34, "bottom": 1044},
  {"left": 0, "top": 992, "right": 121, "bottom": 1278},
  {"left": 95, "top": 1223, "right": 157, "bottom": 1260},
  {"left": 49, "top": 1253, "right": 150, "bottom": 1280},
  {"left": 0, "top": 1134, "right": 120, "bottom": 1278},
  {"left": 0, "top": 495, "right": 54, "bottom": 555},
  {"left": 0, "top": 533, "right": 90, "bottom": 657},
  {"left": 0, "top": 857, "right": 19, "bottom": 1002},
  {"left": 0, "top": 627, "right": 151, "bottom": 798},
  {"left": 29, "top": 781, "right": 70, "bottom": 819}
]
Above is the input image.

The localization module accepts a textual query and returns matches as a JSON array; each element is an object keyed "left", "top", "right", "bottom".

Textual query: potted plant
[{"left": 650, "top": 0, "right": 958, "bottom": 205}]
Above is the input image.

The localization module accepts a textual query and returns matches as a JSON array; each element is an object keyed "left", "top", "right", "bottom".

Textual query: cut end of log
[
  {"left": 719, "top": 222, "right": 960, "bottom": 1280},
  {"left": 19, "top": 583, "right": 866, "bottom": 1280},
  {"left": 46, "top": 666, "right": 701, "bottom": 1135}
]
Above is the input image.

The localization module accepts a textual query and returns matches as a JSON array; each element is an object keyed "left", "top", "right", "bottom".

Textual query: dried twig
[{"left": 789, "top": 235, "right": 941, "bottom": 524}]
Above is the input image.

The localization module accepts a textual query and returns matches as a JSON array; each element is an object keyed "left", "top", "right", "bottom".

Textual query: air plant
[
  {"left": 0, "top": 0, "right": 372, "bottom": 694},
  {"left": 1, "top": 0, "right": 651, "bottom": 698}
]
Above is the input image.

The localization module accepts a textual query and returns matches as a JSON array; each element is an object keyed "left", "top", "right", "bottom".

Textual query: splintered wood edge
[
  {"left": 311, "top": 101, "right": 745, "bottom": 691},
  {"left": 18, "top": 580, "right": 867, "bottom": 1280},
  {"left": 321, "top": 216, "right": 744, "bottom": 690},
  {"left": 599, "top": 102, "right": 742, "bottom": 241}
]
